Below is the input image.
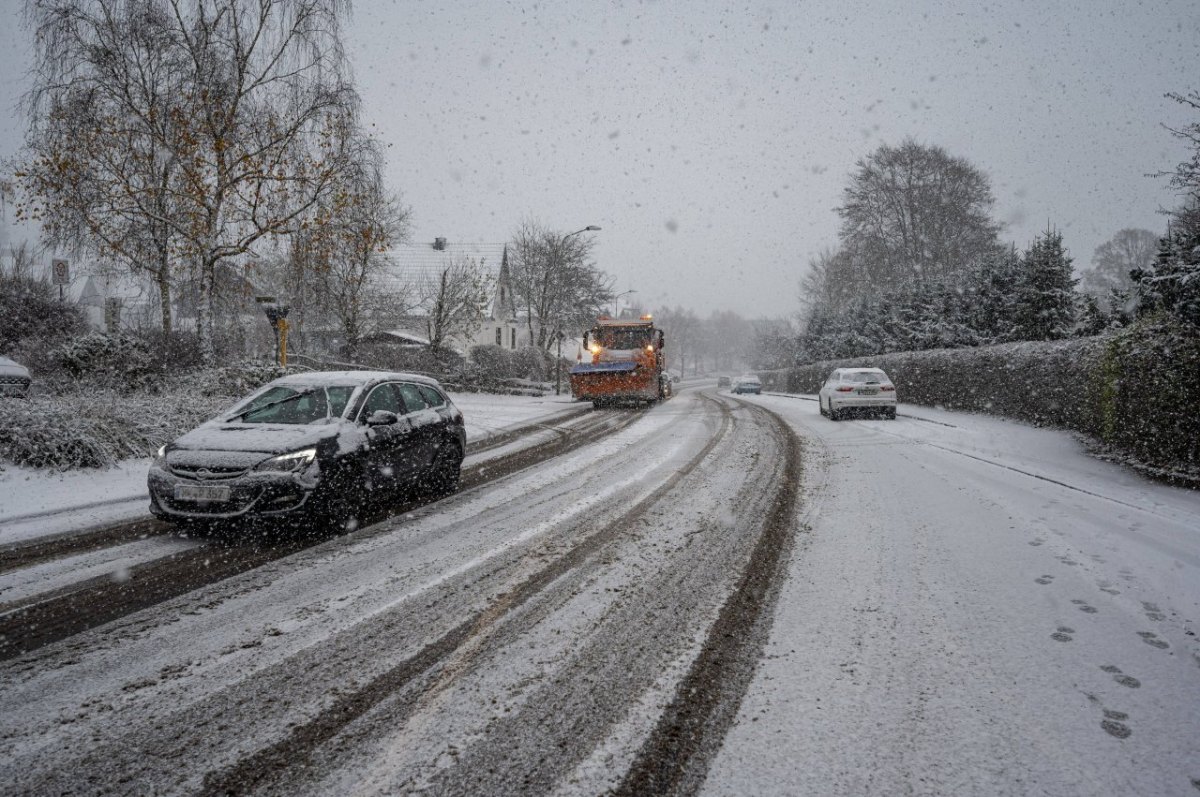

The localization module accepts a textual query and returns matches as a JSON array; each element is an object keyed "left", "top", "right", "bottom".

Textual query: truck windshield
[{"left": 594, "top": 328, "right": 653, "bottom": 350}]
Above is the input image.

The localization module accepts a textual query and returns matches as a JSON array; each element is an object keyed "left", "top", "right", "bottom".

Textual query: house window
[
  {"left": 511, "top": 328, "right": 516, "bottom": 349},
  {"left": 496, "top": 327, "right": 502, "bottom": 345}
]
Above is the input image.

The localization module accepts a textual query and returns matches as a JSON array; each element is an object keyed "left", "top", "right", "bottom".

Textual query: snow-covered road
[
  {"left": 0, "top": 385, "right": 1197, "bottom": 795},
  {"left": 704, "top": 394, "right": 1200, "bottom": 796}
]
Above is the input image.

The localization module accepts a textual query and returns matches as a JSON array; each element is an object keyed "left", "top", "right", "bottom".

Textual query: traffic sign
[{"left": 51, "top": 259, "right": 69, "bottom": 285}]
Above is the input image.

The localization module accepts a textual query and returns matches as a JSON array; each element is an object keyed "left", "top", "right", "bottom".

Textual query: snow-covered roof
[
  {"left": 380, "top": 241, "right": 507, "bottom": 285},
  {"left": 378, "top": 241, "right": 510, "bottom": 317}
]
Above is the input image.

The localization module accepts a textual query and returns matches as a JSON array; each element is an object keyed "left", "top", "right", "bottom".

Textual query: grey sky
[{"left": 3, "top": 0, "right": 1198, "bottom": 318}]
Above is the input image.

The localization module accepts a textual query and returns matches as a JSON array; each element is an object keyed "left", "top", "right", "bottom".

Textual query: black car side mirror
[{"left": 365, "top": 410, "right": 400, "bottom": 426}]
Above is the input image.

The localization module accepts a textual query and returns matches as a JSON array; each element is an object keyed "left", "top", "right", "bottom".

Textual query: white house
[{"left": 377, "top": 238, "right": 528, "bottom": 355}]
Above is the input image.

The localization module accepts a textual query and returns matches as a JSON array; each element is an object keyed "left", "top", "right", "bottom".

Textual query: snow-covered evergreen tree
[
  {"left": 962, "top": 247, "right": 1024, "bottom": 344},
  {"left": 1134, "top": 201, "right": 1200, "bottom": 327},
  {"left": 1014, "top": 228, "right": 1078, "bottom": 340}
]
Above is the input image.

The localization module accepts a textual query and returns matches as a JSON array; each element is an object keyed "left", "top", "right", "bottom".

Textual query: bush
[
  {"left": 352, "top": 343, "right": 463, "bottom": 377},
  {"left": 0, "top": 272, "right": 86, "bottom": 352},
  {"left": 470, "top": 345, "right": 552, "bottom": 382},
  {"left": 53, "top": 332, "right": 159, "bottom": 390},
  {"left": 0, "top": 388, "right": 231, "bottom": 470}
]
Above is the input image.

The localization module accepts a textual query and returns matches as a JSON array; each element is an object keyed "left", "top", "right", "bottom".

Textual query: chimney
[{"left": 433, "top": 237, "right": 447, "bottom": 251}]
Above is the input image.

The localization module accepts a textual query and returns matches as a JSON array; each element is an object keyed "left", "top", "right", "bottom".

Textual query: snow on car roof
[{"left": 271, "top": 370, "right": 440, "bottom": 387}]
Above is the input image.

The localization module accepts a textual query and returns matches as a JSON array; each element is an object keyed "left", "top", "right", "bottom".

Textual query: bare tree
[
  {"left": 1081, "top": 228, "right": 1157, "bottom": 298},
  {"left": 415, "top": 255, "right": 490, "bottom": 356},
  {"left": 509, "top": 220, "right": 612, "bottom": 352},
  {"left": 21, "top": 0, "right": 363, "bottom": 363},
  {"left": 651, "top": 305, "right": 700, "bottom": 375},
  {"left": 19, "top": 0, "right": 189, "bottom": 334},
  {"left": 305, "top": 139, "right": 412, "bottom": 360},
  {"left": 837, "top": 139, "right": 1003, "bottom": 290}
]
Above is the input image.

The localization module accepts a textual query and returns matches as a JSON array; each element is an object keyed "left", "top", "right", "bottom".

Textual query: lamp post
[
  {"left": 555, "top": 225, "right": 601, "bottom": 396},
  {"left": 613, "top": 289, "right": 636, "bottom": 317}
]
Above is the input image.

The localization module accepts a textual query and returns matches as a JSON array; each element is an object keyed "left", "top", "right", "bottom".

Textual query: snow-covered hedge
[
  {"left": 780, "top": 316, "right": 1200, "bottom": 481},
  {"left": 0, "top": 390, "right": 231, "bottom": 470},
  {"left": 0, "top": 364, "right": 289, "bottom": 470}
]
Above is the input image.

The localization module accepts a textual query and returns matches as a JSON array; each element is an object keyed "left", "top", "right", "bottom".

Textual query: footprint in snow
[
  {"left": 1138, "top": 631, "right": 1169, "bottom": 650},
  {"left": 1035, "top": 575, "right": 1054, "bottom": 585},
  {"left": 1051, "top": 626, "right": 1074, "bottom": 642},
  {"left": 1142, "top": 601, "right": 1166, "bottom": 622},
  {"left": 1099, "top": 665, "right": 1141, "bottom": 689},
  {"left": 1101, "top": 708, "right": 1132, "bottom": 739},
  {"left": 1071, "top": 599, "right": 1099, "bottom": 614}
]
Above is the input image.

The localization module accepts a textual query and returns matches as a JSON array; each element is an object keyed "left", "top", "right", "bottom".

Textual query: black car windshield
[
  {"left": 234, "top": 385, "right": 356, "bottom": 424},
  {"left": 594, "top": 327, "right": 653, "bottom": 350}
]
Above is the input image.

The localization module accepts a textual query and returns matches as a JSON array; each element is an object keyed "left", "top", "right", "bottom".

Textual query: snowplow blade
[{"left": 570, "top": 362, "right": 658, "bottom": 403}]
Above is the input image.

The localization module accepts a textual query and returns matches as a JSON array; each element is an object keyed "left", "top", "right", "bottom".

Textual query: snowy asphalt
[
  {"left": 0, "top": 385, "right": 1198, "bottom": 795},
  {"left": 703, "top": 393, "right": 1200, "bottom": 797}
]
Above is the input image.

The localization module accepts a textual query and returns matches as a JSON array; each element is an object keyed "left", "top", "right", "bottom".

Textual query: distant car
[
  {"left": 717, "top": 375, "right": 732, "bottom": 388},
  {"left": 148, "top": 371, "right": 466, "bottom": 529},
  {"left": 731, "top": 375, "right": 761, "bottom": 395},
  {"left": 0, "top": 356, "right": 32, "bottom": 397},
  {"left": 819, "top": 367, "right": 897, "bottom": 420}
]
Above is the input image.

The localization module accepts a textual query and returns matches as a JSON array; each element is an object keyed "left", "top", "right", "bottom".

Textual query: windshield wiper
[{"left": 226, "top": 388, "right": 318, "bottom": 422}]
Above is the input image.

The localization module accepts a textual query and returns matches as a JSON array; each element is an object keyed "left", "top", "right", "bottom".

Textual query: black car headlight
[
  {"left": 255, "top": 448, "right": 317, "bottom": 473},
  {"left": 152, "top": 445, "right": 168, "bottom": 468}
]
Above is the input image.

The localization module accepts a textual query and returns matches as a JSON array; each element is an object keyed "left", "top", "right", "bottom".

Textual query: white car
[
  {"left": 819, "top": 367, "right": 896, "bottom": 420},
  {"left": 0, "top": 356, "right": 32, "bottom": 397}
]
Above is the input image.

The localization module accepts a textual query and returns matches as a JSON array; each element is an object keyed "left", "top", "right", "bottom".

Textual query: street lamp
[
  {"left": 555, "top": 225, "right": 601, "bottom": 396},
  {"left": 613, "top": 289, "right": 637, "bottom": 317}
]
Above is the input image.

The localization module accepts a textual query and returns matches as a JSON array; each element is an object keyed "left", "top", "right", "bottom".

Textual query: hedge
[{"left": 776, "top": 315, "right": 1200, "bottom": 482}]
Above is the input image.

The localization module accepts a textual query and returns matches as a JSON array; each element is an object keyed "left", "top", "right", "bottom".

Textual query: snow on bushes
[
  {"left": 782, "top": 315, "right": 1200, "bottom": 483},
  {"left": 0, "top": 389, "right": 228, "bottom": 470},
  {"left": 0, "top": 363, "right": 291, "bottom": 471}
]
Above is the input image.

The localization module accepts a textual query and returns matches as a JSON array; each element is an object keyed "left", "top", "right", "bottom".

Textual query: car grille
[
  {"left": 169, "top": 464, "right": 249, "bottom": 480},
  {"left": 0, "top": 375, "right": 30, "bottom": 386}
]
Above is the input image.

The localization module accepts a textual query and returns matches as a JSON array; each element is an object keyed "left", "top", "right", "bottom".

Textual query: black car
[{"left": 148, "top": 371, "right": 465, "bottom": 529}]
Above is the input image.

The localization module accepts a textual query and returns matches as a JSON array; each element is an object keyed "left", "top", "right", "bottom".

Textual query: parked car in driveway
[
  {"left": 731, "top": 374, "right": 761, "bottom": 395},
  {"left": 819, "top": 367, "right": 897, "bottom": 420},
  {"left": 0, "top": 356, "right": 32, "bottom": 397},
  {"left": 148, "top": 371, "right": 466, "bottom": 530}
]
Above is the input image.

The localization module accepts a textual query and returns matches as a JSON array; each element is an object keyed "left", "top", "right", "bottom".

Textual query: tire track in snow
[
  {"left": 613, "top": 398, "right": 802, "bottom": 797},
  {"left": 0, "top": 409, "right": 637, "bottom": 662},
  {"left": 196, "top": 395, "right": 735, "bottom": 796}
]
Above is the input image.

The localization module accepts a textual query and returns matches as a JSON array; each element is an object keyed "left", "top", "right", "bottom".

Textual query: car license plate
[
  {"left": 174, "top": 484, "right": 231, "bottom": 502},
  {"left": 860, "top": 388, "right": 879, "bottom": 395}
]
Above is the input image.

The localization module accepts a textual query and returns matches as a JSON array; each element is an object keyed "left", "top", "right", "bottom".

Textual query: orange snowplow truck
[{"left": 570, "top": 316, "right": 670, "bottom": 408}]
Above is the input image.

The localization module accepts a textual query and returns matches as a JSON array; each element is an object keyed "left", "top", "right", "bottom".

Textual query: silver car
[{"left": 819, "top": 367, "right": 897, "bottom": 420}]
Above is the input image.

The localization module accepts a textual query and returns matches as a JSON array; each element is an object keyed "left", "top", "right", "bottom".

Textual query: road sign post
[{"left": 51, "top": 259, "right": 69, "bottom": 302}]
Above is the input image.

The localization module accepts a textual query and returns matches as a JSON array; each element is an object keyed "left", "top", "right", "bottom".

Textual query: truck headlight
[{"left": 256, "top": 448, "right": 317, "bottom": 473}]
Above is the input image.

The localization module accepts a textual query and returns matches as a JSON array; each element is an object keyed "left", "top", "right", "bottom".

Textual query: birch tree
[
  {"left": 20, "top": 0, "right": 363, "bottom": 362},
  {"left": 19, "top": 0, "right": 189, "bottom": 334}
]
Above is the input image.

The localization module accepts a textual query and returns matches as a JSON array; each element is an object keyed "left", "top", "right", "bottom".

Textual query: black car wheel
[{"left": 427, "top": 440, "right": 463, "bottom": 498}]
